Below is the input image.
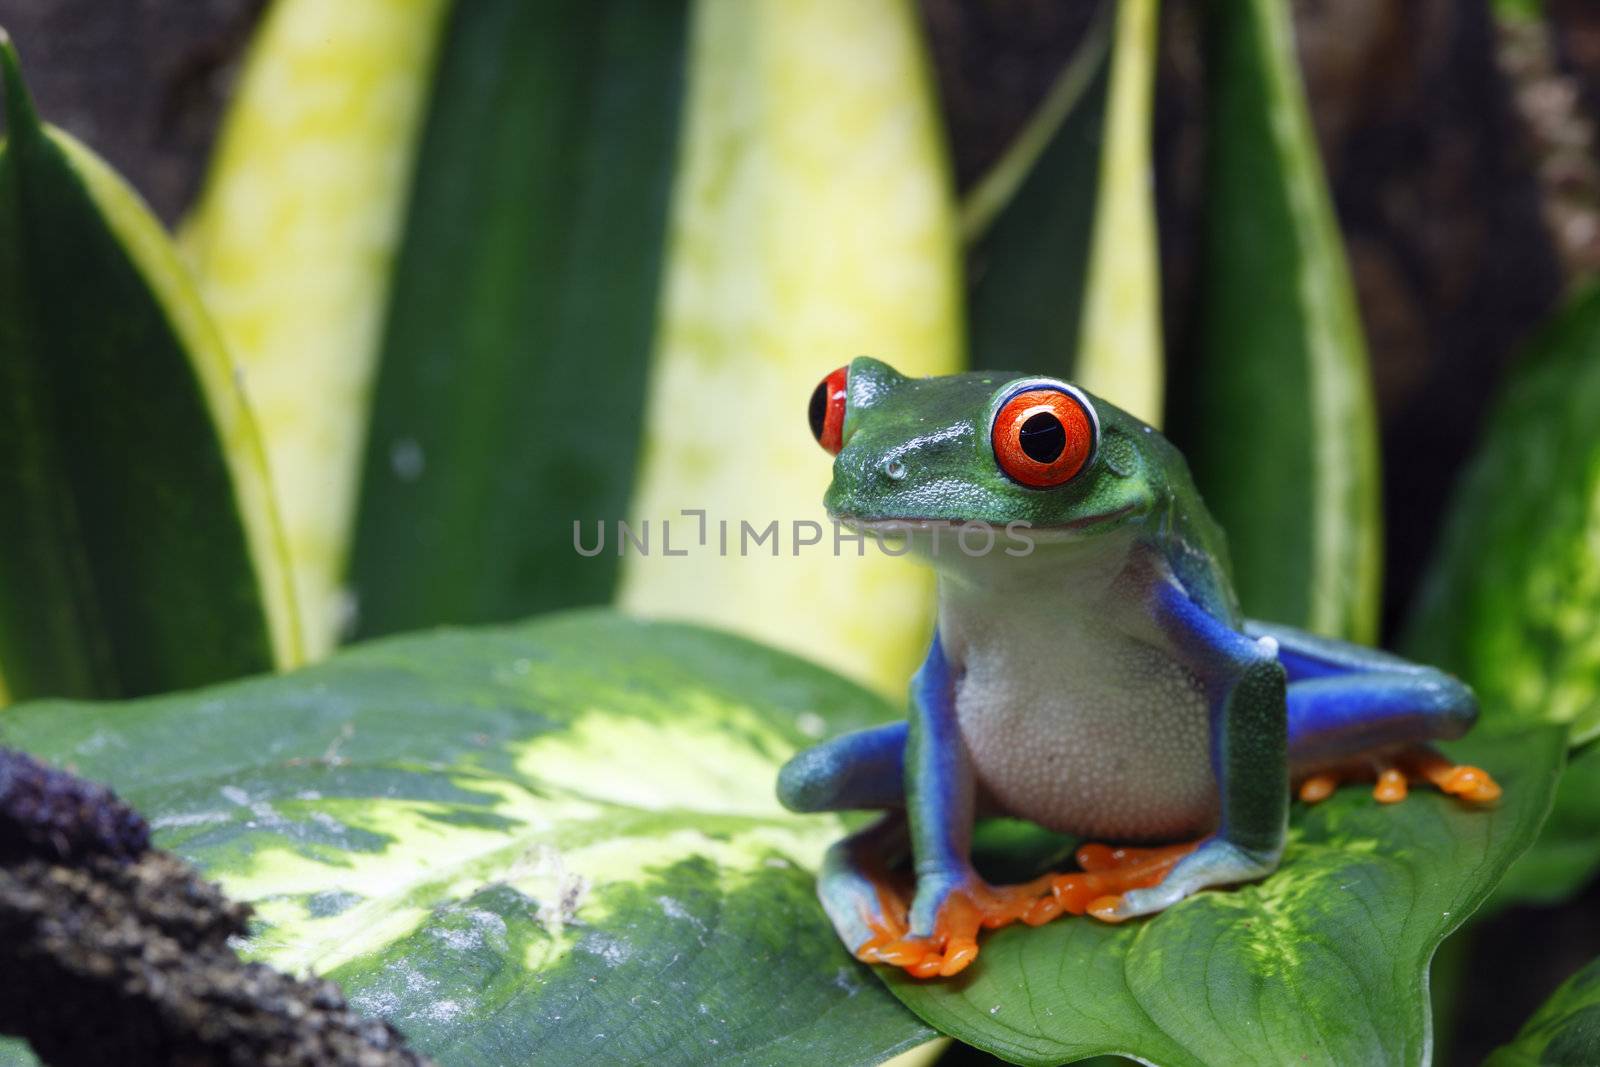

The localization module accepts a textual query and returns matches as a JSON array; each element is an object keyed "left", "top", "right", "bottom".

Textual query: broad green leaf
[
  {"left": 963, "top": 6, "right": 1111, "bottom": 376},
  {"left": 1493, "top": 0, "right": 1545, "bottom": 23},
  {"left": 1491, "top": 741, "right": 1599, "bottom": 907},
  {"left": 617, "top": 0, "right": 962, "bottom": 697},
  {"left": 183, "top": 0, "right": 453, "bottom": 660},
  {"left": 1487, "top": 955, "right": 1600, "bottom": 1067},
  {"left": 884, "top": 728, "right": 1562, "bottom": 1067},
  {"left": 1171, "top": 0, "right": 1381, "bottom": 643},
  {"left": 1405, "top": 283, "right": 1600, "bottom": 744},
  {"left": 1404, "top": 285, "right": 1600, "bottom": 908},
  {"left": 1074, "top": 0, "right": 1162, "bottom": 426},
  {"left": 1, "top": 612, "right": 937, "bottom": 1066},
  {"left": 347, "top": 0, "right": 688, "bottom": 641},
  {"left": 0, "top": 35, "right": 299, "bottom": 702}
]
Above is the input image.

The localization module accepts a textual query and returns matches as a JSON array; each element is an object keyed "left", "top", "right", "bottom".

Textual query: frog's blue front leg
[
  {"left": 1097, "top": 581, "right": 1290, "bottom": 922},
  {"left": 782, "top": 632, "right": 1053, "bottom": 977},
  {"left": 903, "top": 629, "right": 978, "bottom": 912}
]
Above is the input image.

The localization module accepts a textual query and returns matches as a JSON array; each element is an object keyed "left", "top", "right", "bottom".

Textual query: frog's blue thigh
[
  {"left": 777, "top": 721, "right": 907, "bottom": 813},
  {"left": 1245, "top": 621, "right": 1478, "bottom": 768},
  {"left": 1106, "top": 583, "right": 1289, "bottom": 921}
]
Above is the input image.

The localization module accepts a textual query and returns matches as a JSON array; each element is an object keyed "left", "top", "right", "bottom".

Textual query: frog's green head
[{"left": 810, "top": 357, "right": 1182, "bottom": 549}]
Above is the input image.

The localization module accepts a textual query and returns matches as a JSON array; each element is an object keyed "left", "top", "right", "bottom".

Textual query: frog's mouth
[{"left": 830, "top": 503, "right": 1138, "bottom": 541}]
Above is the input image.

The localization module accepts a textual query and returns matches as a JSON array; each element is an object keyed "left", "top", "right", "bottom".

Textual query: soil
[{"left": 0, "top": 748, "right": 431, "bottom": 1067}]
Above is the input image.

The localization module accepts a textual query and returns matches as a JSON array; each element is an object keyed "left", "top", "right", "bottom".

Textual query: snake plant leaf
[
  {"left": 183, "top": 0, "right": 453, "bottom": 660},
  {"left": 1486, "top": 955, "right": 1600, "bottom": 1067},
  {"left": 1072, "top": 0, "right": 1163, "bottom": 427},
  {"left": 885, "top": 727, "right": 1563, "bottom": 1067},
  {"left": 346, "top": 0, "right": 688, "bottom": 641},
  {"left": 0, "top": 35, "right": 299, "bottom": 702},
  {"left": 1171, "top": 0, "right": 1382, "bottom": 643},
  {"left": 0, "top": 612, "right": 937, "bottom": 1067},
  {"left": 617, "top": 0, "right": 962, "bottom": 697},
  {"left": 962, "top": 5, "right": 1111, "bottom": 377}
]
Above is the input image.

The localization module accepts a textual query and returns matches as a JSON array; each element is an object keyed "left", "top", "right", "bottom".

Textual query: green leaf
[
  {"left": 963, "top": 7, "right": 1111, "bottom": 375},
  {"left": 1491, "top": 741, "right": 1600, "bottom": 907},
  {"left": 1404, "top": 283, "right": 1600, "bottom": 744},
  {"left": 616, "top": 0, "right": 963, "bottom": 697},
  {"left": 1171, "top": 0, "right": 1382, "bottom": 643},
  {"left": 883, "top": 727, "right": 1563, "bottom": 1067},
  {"left": 0, "top": 34, "right": 299, "bottom": 701},
  {"left": 1, "top": 611, "right": 936, "bottom": 1066},
  {"left": 183, "top": 0, "right": 453, "bottom": 659},
  {"left": 1403, "top": 285, "right": 1600, "bottom": 908},
  {"left": 346, "top": 0, "right": 688, "bottom": 640},
  {"left": 1074, "top": 0, "right": 1163, "bottom": 426},
  {"left": 1487, "top": 956, "right": 1600, "bottom": 1067}
]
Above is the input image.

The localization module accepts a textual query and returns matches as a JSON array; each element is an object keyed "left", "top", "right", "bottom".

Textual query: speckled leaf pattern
[
  {"left": 1487, "top": 956, "right": 1600, "bottom": 1066},
  {"left": 0, "top": 613, "right": 936, "bottom": 1066},
  {"left": 883, "top": 728, "right": 1562, "bottom": 1067}
]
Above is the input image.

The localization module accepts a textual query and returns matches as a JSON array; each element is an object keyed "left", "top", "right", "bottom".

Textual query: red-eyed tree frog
[{"left": 779, "top": 358, "right": 1500, "bottom": 980}]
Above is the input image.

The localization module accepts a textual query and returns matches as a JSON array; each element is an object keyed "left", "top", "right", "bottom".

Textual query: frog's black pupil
[
  {"left": 808, "top": 380, "right": 828, "bottom": 441},
  {"left": 1018, "top": 411, "right": 1066, "bottom": 463}
]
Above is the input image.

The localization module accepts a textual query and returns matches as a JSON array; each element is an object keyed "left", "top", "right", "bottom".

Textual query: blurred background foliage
[{"left": 4, "top": 0, "right": 1600, "bottom": 1062}]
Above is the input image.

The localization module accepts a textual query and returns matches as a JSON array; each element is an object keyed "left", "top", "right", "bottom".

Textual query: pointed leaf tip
[{"left": 0, "top": 28, "right": 40, "bottom": 136}]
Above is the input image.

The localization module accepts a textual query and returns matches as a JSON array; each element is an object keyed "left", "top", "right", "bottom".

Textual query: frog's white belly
[{"left": 951, "top": 609, "right": 1218, "bottom": 841}]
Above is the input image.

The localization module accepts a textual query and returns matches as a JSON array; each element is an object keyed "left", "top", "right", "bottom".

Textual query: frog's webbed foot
[
  {"left": 847, "top": 840, "right": 1217, "bottom": 974},
  {"left": 855, "top": 872, "right": 1052, "bottom": 978},
  {"left": 1017, "top": 840, "right": 1201, "bottom": 925},
  {"left": 1295, "top": 743, "right": 1501, "bottom": 807},
  {"left": 1086, "top": 837, "right": 1275, "bottom": 923}
]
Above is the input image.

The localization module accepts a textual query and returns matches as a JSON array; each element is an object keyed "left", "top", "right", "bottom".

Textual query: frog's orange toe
[
  {"left": 855, "top": 877, "right": 1053, "bottom": 979},
  {"left": 1086, "top": 895, "right": 1127, "bottom": 923},
  {"left": 1036, "top": 840, "right": 1198, "bottom": 925},
  {"left": 1373, "top": 767, "right": 1409, "bottom": 804},
  {"left": 1297, "top": 773, "right": 1338, "bottom": 803},
  {"left": 1294, "top": 746, "right": 1502, "bottom": 807},
  {"left": 1429, "top": 762, "right": 1502, "bottom": 803}
]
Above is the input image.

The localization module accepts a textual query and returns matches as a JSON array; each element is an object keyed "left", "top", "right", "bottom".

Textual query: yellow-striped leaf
[
  {"left": 1172, "top": 0, "right": 1382, "bottom": 642},
  {"left": 619, "top": 0, "right": 963, "bottom": 697},
  {"left": 0, "top": 34, "right": 299, "bottom": 701},
  {"left": 183, "top": 0, "right": 453, "bottom": 659}
]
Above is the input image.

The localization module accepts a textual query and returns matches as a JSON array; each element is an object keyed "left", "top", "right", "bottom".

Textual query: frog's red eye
[
  {"left": 808, "top": 366, "right": 849, "bottom": 455},
  {"left": 992, "top": 386, "right": 1096, "bottom": 487}
]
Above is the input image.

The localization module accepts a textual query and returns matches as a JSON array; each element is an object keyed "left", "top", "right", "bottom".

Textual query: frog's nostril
[{"left": 883, "top": 458, "right": 907, "bottom": 482}]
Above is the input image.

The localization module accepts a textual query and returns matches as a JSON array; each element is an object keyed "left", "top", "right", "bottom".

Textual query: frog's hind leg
[
  {"left": 1248, "top": 621, "right": 1501, "bottom": 805},
  {"left": 777, "top": 721, "right": 906, "bottom": 814},
  {"left": 816, "top": 814, "right": 919, "bottom": 966},
  {"left": 777, "top": 724, "right": 919, "bottom": 964}
]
